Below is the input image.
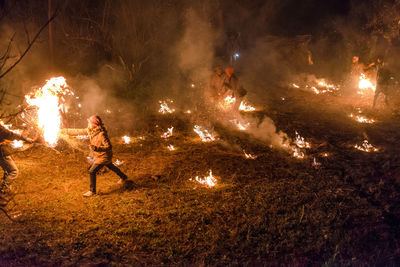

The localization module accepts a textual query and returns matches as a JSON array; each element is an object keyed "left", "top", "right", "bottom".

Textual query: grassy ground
[{"left": 1, "top": 87, "right": 400, "bottom": 265}]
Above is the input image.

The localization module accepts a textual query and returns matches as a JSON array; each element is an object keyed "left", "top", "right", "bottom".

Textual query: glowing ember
[
  {"left": 358, "top": 73, "right": 376, "bottom": 94},
  {"left": 239, "top": 100, "right": 256, "bottom": 112},
  {"left": 12, "top": 140, "right": 23, "bottom": 148},
  {"left": 191, "top": 170, "right": 217, "bottom": 187},
  {"left": 114, "top": 159, "right": 124, "bottom": 166},
  {"left": 25, "top": 77, "right": 72, "bottom": 147},
  {"left": 316, "top": 79, "right": 339, "bottom": 92},
  {"left": 167, "top": 144, "right": 176, "bottom": 151},
  {"left": 311, "top": 86, "right": 321, "bottom": 94},
  {"left": 312, "top": 157, "right": 321, "bottom": 168},
  {"left": 106, "top": 109, "right": 112, "bottom": 114},
  {"left": 161, "top": 127, "right": 174, "bottom": 139},
  {"left": 219, "top": 95, "right": 236, "bottom": 110},
  {"left": 292, "top": 147, "right": 305, "bottom": 159},
  {"left": 244, "top": 150, "right": 257, "bottom": 159},
  {"left": 185, "top": 110, "right": 192, "bottom": 114},
  {"left": 0, "top": 121, "right": 22, "bottom": 135},
  {"left": 87, "top": 156, "right": 94, "bottom": 164},
  {"left": 354, "top": 140, "right": 378, "bottom": 152},
  {"left": 349, "top": 113, "right": 375, "bottom": 124},
  {"left": 292, "top": 83, "right": 300, "bottom": 88},
  {"left": 230, "top": 119, "right": 250, "bottom": 131},
  {"left": 158, "top": 100, "right": 175, "bottom": 114},
  {"left": 191, "top": 83, "right": 196, "bottom": 88},
  {"left": 76, "top": 135, "right": 89, "bottom": 139},
  {"left": 294, "top": 131, "right": 311, "bottom": 148},
  {"left": 193, "top": 125, "right": 216, "bottom": 142},
  {"left": 122, "top": 135, "right": 131, "bottom": 144}
]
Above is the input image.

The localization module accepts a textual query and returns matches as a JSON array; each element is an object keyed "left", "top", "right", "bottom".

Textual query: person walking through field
[{"left": 62, "top": 115, "right": 128, "bottom": 197}]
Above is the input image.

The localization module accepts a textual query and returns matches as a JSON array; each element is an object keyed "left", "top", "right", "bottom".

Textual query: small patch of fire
[
  {"left": 294, "top": 131, "right": 311, "bottom": 149},
  {"left": 76, "top": 135, "right": 89, "bottom": 139},
  {"left": 354, "top": 140, "right": 378, "bottom": 152},
  {"left": 239, "top": 100, "right": 256, "bottom": 112},
  {"left": 12, "top": 140, "right": 23, "bottom": 149},
  {"left": 291, "top": 83, "right": 300, "bottom": 88},
  {"left": 243, "top": 150, "right": 257, "bottom": 159},
  {"left": 292, "top": 147, "right": 305, "bottom": 159},
  {"left": 349, "top": 113, "right": 375, "bottom": 124},
  {"left": 185, "top": 110, "right": 192, "bottom": 114},
  {"left": 358, "top": 73, "right": 376, "bottom": 94},
  {"left": 316, "top": 79, "right": 340, "bottom": 93},
  {"left": 312, "top": 157, "right": 321, "bottom": 168},
  {"left": 167, "top": 144, "right": 176, "bottom": 151},
  {"left": 193, "top": 125, "right": 216, "bottom": 142},
  {"left": 122, "top": 135, "right": 131, "bottom": 144},
  {"left": 230, "top": 119, "right": 250, "bottom": 131},
  {"left": 218, "top": 95, "right": 236, "bottom": 110},
  {"left": 161, "top": 127, "right": 174, "bottom": 139},
  {"left": 158, "top": 100, "right": 175, "bottom": 114},
  {"left": 190, "top": 170, "right": 217, "bottom": 187},
  {"left": 114, "top": 159, "right": 124, "bottom": 166}
]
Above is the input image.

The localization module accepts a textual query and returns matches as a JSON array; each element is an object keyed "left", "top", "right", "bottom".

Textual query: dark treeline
[{"left": 0, "top": 0, "right": 400, "bottom": 108}]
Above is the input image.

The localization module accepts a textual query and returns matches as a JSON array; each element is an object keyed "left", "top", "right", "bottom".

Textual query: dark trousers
[
  {"left": 373, "top": 86, "right": 389, "bottom": 107},
  {"left": 88, "top": 163, "right": 127, "bottom": 193},
  {"left": 0, "top": 156, "right": 18, "bottom": 188}
]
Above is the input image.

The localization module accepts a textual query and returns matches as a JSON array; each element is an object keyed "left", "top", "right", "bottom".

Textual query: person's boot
[{"left": 0, "top": 183, "right": 12, "bottom": 205}]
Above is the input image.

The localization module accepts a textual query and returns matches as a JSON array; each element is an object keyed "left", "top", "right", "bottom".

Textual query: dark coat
[
  {"left": 64, "top": 126, "right": 113, "bottom": 164},
  {"left": 224, "top": 74, "right": 247, "bottom": 98},
  {"left": 208, "top": 72, "right": 228, "bottom": 97}
]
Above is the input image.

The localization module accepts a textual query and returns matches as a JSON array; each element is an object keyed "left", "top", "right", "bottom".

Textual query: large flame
[{"left": 25, "top": 77, "right": 72, "bottom": 147}]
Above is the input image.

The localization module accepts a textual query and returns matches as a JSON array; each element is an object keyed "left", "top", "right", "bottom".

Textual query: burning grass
[{"left": 0, "top": 87, "right": 400, "bottom": 265}]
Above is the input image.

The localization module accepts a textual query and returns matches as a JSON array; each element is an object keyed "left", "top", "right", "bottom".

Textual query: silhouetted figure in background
[
  {"left": 207, "top": 66, "right": 228, "bottom": 103},
  {"left": 224, "top": 67, "right": 247, "bottom": 111},
  {"left": 373, "top": 59, "right": 393, "bottom": 107}
]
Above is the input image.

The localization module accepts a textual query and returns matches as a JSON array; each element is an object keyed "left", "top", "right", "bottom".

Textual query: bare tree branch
[{"left": 0, "top": 10, "right": 60, "bottom": 79}]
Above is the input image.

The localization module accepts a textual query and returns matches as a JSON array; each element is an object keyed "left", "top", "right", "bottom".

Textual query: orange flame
[
  {"left": 354, "top": 140, "right": 378, "bottom": 152},
  {"left": 239, "top": 100, "right": 256, "bottom": 112},
  {"left": 193, "top": 125, "right": 216, "bottom": 142},
  {"left": 25, "top": 77, "right": 72, "bottom": 147},
  {"left": 358, "top": 73, "right": 376, "bottom": 94},
  {"left": 192, "top": 170, "right": 217, "bottom": 187},
  {"left": 122, "top": 135, "right": 131, "bottom": 144}
]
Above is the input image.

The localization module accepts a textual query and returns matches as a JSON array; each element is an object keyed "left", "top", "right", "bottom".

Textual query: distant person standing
[
  {"left": 207, "top": 66, "right": 228, "bottom": 103},
  {"left": 224, "top": 67, "right": 247, "bottom": 110},
  {"left": 373, "top": 59, "right": 393, "bottom": 107},
  {"left": 62, "top": 115, "right": 129, "bottom": 197},
  {"left": 347, "top": 56, "right": 366, "bottom": 94}
]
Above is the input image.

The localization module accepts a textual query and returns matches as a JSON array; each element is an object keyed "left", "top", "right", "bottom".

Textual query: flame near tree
[{"left": 25, "top": 77, "right": 73, "bottom": 147}]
